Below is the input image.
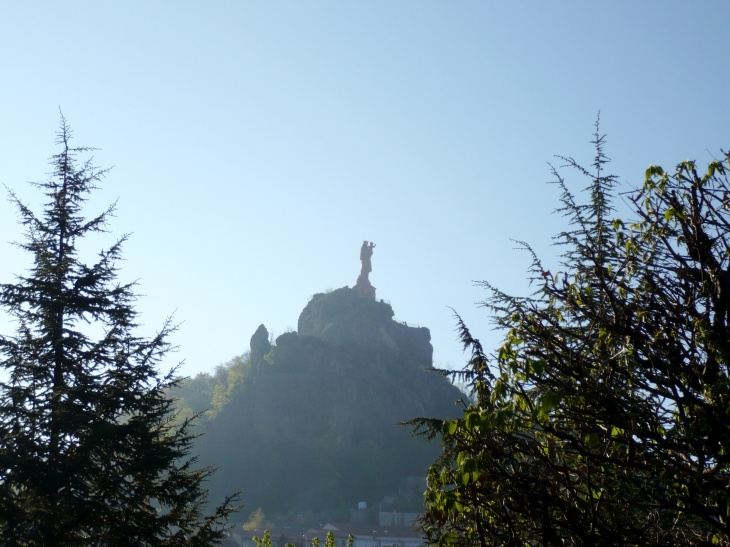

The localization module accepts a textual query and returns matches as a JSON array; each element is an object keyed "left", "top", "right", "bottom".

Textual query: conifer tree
[
  {"left": 413, "top": 124, "right": 730, "bottom": 546},
  {"left": 0, "top": 117, "right": 238, "bottom": 546}
]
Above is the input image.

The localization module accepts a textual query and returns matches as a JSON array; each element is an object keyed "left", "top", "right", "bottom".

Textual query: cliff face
[{"left": 199, "top": 288, "right": 462, "bottom": 517}]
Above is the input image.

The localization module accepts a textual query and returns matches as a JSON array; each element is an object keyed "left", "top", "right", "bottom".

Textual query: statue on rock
[
  {"left": 360, "top": 241, "right": 375, "bottom": 276},
  {"left": 354, "top": 240, "right": 377, "bottom": 300}
]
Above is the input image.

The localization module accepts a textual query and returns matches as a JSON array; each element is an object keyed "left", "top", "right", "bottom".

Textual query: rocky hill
[{"left": 187, "top": 287, "right": 463, "bottom": 521}]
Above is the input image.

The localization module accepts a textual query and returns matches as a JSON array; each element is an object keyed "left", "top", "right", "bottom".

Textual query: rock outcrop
[
  {"left": 250, "top": 324, "right": 272, "bottom": 366},
  {"left": 198, "top": 288, "right": 462, "bottom": 517}
]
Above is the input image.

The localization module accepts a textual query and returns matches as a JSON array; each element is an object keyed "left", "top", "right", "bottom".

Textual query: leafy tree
[
  {"left": 252, "top": 529, "right": 353, "bottom": 547},
  {"left": 0, "top": 117, "right": 238, "bottom": 545},
  {"left": 414, "top": 126, "right": 730, "bottom": 546},
  {"left": 172, "top": 353, "right": 254, "bottom": 424},
  {"left": 242, "top": 508, "right": 271, "bottom": 530}
]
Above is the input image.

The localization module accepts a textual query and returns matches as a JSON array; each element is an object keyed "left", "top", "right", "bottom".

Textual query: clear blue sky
[{"left": 1, "top": 2, "right": 728, "bottom": 378}]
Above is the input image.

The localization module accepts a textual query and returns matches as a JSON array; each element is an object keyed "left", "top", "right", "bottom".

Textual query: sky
[{"left": 1, "top": 2, "right": 729, "bottom": 379}]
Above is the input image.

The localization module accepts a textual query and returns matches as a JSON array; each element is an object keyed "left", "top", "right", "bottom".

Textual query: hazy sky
[{"left": 1, "top": 2, "right": 728, "bottom": 378}]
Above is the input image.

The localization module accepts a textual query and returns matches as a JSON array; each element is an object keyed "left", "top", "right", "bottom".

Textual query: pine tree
[
  {"left": 0, "top": 116, "right": 238, "bottom": 546},
  {"left": 413, "top": 124, "right": 730, "bottom": 546}
]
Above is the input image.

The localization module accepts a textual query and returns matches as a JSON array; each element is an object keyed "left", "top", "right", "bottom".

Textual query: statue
[
  {"left": 360, "top": 240, "right": 376, "bottom": 278},
  {"left": 354, "top": 240, "right": 376, "bottom": 299}
]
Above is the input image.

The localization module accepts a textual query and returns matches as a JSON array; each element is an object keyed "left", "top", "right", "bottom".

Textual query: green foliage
[
  {"left": 414, "top": 125, "right": 730, "bottom": 546},
  {"left": 0, "top": 117, "right": 239, "bottom": 545},
  {"left": 173, "top": 353, "right": 254, "bottom": 421},
  {"left": 252, "top": 530, "right": 277, "bottom": 547},
  {"left": 253, "top": 530, "right": 350, "bottom": 547},
  {"left": 243, "top": 508, "right": 271, "bottom": 530}
]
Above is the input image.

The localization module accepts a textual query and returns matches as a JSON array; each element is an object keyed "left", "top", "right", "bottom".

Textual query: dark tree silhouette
[
  {"left": 412, "top": 125, "right": 730, "bottom": 546},
  {"left": 0, "top": 116, "right": 238, "bottom": 546}
]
